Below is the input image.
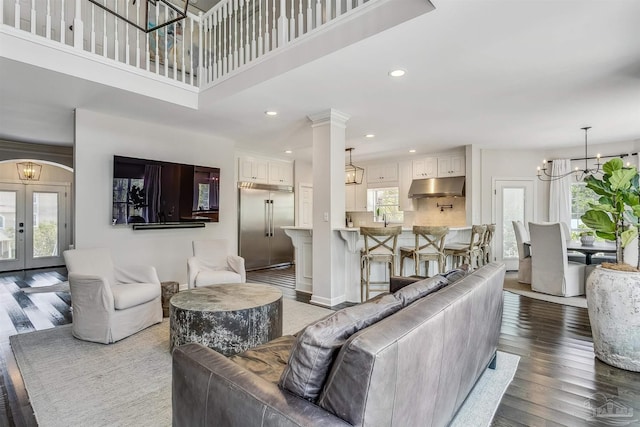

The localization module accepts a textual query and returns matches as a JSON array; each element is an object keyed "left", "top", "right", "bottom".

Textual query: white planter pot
[{"left": 586, "top": 266, "right": 640, "bottom": 371}]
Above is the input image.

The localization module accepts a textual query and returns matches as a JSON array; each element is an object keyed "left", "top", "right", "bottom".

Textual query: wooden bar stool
[
  {"left": 399, "top": 226, "right": 449, "bottom": 277},
  {"left": 444, "top": 224, "right": 486, "bottom": 270},
  {"left": 480, "top": 224, "right": 496, "bottom": 265},
  {"left": 360, "top": 226, "right": 402, "bottom": 301}
]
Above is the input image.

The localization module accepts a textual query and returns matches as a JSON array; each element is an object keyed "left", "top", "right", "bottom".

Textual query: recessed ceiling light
[
  {"left": 409, "top": 149, "right": 416, "bottom": 153},
  {"left": 388, "top": 69, "right": 406, "bottom": 78},
  {"left": 365, "top": 134, "right": 375, "bottom": 138},
  {"left": 284, "top": 150, "right": 292, "bottom": 154},
  {"left": 265, "top": 111, "right": 278, "bottom": 116}
]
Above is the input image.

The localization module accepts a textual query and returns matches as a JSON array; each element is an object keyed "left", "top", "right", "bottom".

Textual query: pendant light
[{"left": 345, "top": 148, "right": 364, "bottom": 185}]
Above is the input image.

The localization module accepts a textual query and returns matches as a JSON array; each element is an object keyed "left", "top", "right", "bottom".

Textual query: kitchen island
[{"left": 283, "top": 226, "right": 471, "bottom": 304}]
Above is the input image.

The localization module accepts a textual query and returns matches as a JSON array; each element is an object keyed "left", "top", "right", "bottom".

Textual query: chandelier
[
  {"left": 537, "top": 127, "right": 601, "bottom": 181},
  {"left": 87, "top": 0, "right": 189, "bottom": 33},
  {"left": 345, "top": 148, "right": 364, "bottom": 185},
  {"left": 17, "top": 161, "right": 42, "bottom": 181}
]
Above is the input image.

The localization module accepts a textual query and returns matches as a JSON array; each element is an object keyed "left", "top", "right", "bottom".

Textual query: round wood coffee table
[{"left": 169, "top": 283, "right": 283, "bottom": 355}]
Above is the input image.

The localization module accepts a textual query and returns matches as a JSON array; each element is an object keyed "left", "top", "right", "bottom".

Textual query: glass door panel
[
  {"left": 0, "top": 184, "right": 26, "bottom": 271},
  {"left": 32, "top": 192, "right": 59, "bottom": 258},
  {"left": 494, "top": 179, "right": 535, "bottom": 270}
]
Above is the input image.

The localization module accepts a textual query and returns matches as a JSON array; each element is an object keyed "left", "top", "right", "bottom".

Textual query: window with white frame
[
  {"left": 367, "top": 187, "right": 404, "bottom": 224},
  {"left": 570, "top": 181, "right": 598, "bottom": 239}
]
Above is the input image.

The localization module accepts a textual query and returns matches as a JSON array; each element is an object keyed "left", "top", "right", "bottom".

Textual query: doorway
[
  {"left": 0, "top": 182, "right": 70, "bottom": 271},
  {"left": 493, "top": 178, "right": 535, "bottom": 270}
]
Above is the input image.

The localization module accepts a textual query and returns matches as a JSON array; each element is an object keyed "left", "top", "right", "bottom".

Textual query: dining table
[
  {"left": 565, "top": 240, "right": 617, "bottom": 265},
  {"left": 523, "top": 240, "right": 617, "bottom": 265}
]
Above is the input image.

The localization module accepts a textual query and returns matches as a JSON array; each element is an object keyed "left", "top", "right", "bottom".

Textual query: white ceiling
[{"left": 2, "top": 0, "right": 640, "bottom": 164}]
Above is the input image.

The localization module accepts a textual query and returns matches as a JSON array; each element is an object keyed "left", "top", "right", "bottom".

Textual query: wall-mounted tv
[{"left": 112, "top": 155, "right": 220, "bottom": 225}]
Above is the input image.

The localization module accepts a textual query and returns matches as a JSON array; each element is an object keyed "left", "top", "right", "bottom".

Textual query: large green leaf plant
[{"left": 581, "top": 158, "right": 640, "bottom": 269}]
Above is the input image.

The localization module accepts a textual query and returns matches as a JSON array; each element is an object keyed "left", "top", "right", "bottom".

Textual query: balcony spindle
[
  {"left": 270, "top": 0, "right": 275, "bottom": 50},
  {"left": 326, "top": 0, "right": 331, "bottom": 23},
  {"left": 60, "top": 0, "right": 65, "bottom": 43},
  {"left": 263, "top": 0, "right": 268, "bottom": 54},
  {"left": 288, "top": 0, "right": 294, "bottom": 42},
  {"left": 103, "top": 0, "right": 108, "bottom": 56},
  {"left": 30, "top": 0, "right": 35, "bottom": 34},
  {"left": 239, "top": 0, "right": 244, "bottom": 67},
  {"left": 46, "top": 0, "right": 52, "bottom": 39},
  {"left": 14, "top": 0, "right": 20, "bottom": 30},
  {"left": 125, "top": 0, "right": 130, "bottom": 64},
  {"left": 90, "top": 4, "right": 95, "bottom": 51},
  {"left": 135, "top": 0, "right": 140, "bottom": 67},
  {"left": 114, "top": 0, "right": 119, "bottom": 61},
  {"left": 315, "top": 0, "right": 321, "bottom": 29},
  {"left": 0, "top": 0, "right": 3, "bottom": 25},
  {"left": 306, "top": 0, "right": 312, "bottom": 33},
  {"left": 233, "top": 0, "right": 238, "bottom": 70},
  {"left": 244, "top": 0, "right": 250, "bottom": 64},
  {"left": 191, "top": 16, "right": 196, "bottom": 85},
  {"left": 222, "top": 3, "right": 227, "bottom": 75},
  {"left": 297, "top": 0, "right": 303, "bottom": 39},
  {"left": 154, "top": 5, "right": 159, "bottom": 74},
  {"left": 180, "top": 21, "right": 185, "bottom": 82},
  {"left": 217, "top": 8, "right": 222, "bottom": 77}
]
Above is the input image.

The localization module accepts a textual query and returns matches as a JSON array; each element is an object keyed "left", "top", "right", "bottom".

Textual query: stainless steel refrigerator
[{"left": 238, "top": 183, "right": 295, "bottom": 270}]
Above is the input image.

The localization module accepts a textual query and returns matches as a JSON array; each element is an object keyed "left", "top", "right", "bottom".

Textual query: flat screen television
[{"left": 112, "top": 155, "right": 220, "bottom": 225}]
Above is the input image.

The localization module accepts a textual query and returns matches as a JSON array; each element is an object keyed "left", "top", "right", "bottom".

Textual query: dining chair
[
  {"left": 512, "top": 221, "right": 532, "bottom": 284},
  {"left": 444, "top": 224, "right": 486, "bottom": 270},
  {"left": 360, "top": 226, "right": 402, "bottom": 301},
  {"left": 399, "top": 226, "right": 449, "bottom": 276},
  {"left": 528, "top": 222, "right": 585, "bottom": 296},
  {"left": 559, "top": 221, "right": 587, "bottom": 263}
]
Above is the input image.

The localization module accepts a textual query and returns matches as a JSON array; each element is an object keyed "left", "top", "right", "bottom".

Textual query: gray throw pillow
[
  {"left": 393, "top": 275, "right": 450, "bottom": 307},
  {"left": 441, "top": 265, "right": 470, "bottom": 284},
  {"left": 279, "top": 294, "right": 402, "bottom": 402}
]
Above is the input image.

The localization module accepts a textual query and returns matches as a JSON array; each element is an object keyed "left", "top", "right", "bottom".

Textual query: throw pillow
[
  {"left": 442, "top": 264, "right": 470, "bottom": 284},
  {"left": 279, "top": 294, "right": 402, "bottom": 402}
]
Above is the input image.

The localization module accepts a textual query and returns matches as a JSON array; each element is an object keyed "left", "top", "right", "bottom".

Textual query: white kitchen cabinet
[
  {"left": 437, "top": 155, "right": 465, "bottom": 177},
  {"left": 366, "top": 163, "right": 398, "bottom": 184},
  {"left": 239, "top": 157, "right": 269, "bottom": 183},
  {"left": 238, "top": 157, "right": 293, "bottom": 185},
  {"left": 268, "top": 160, "right": 294, "bottom": 185},
  {"left": 346, "top": 183, "right": 368, "bottom": 212},
  {"left": 412, "top": 157, "right": 438, "bottom": 179}
]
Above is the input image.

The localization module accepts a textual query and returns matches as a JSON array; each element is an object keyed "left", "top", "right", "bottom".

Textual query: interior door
[
  {"left": 493, "top": 179, "right": 535, "bottom": 270},
  {"left": 0, "top": 183, "right": 69, "bottom": 272}
]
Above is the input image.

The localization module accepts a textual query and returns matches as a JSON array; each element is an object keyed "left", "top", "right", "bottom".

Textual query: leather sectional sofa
[{"left": 172, "top": 262, "right": 506, "bottom": 426}]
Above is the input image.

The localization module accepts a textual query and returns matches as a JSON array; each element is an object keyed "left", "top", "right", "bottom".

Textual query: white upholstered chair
[
  {"left": 512, "top": 221, "right": 532, "bottom": 284},
  {"left": 187, "top": 239, "right": 246, "bottom": 288},
  {"left": 63, "top": 248, "right": 162, "bottom": 344},
  {"left": 528, "top": 222, "right": 585, "bottom": 296}
]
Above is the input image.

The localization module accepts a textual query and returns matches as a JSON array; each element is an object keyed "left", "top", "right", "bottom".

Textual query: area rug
[
  {"left": 21, "top": 281, "right": 70, "bottom": 294},
  {"left": 503, "top": 272, "right": 587, "bottom": 308},
  {"left": 11, "top": 298, "right": 518, "bottom": 427}
]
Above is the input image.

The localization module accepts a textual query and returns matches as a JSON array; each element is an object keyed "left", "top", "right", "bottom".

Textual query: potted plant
[
  {"left": 579, "top": 230, "right": 595, "bottom": 246},
  {"left": 580, "top": 158, "right": 640, "bottom": 371}
]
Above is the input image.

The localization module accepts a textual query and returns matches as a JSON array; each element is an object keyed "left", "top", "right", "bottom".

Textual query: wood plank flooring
[{"left": 0, "top": 267, "right": 638, "bottom": 426}]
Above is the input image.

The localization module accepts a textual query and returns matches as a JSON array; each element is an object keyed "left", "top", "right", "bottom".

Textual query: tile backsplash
[{"left": 347, "top": 197, "right": 466, "bottom": 227}]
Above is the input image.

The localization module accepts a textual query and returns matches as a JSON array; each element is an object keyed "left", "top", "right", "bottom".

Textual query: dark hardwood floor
[{"left": 1, "top": 267, "right": 638, "bottom": 426}]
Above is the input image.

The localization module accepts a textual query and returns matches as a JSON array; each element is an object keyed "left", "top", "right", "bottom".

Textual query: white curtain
[{"left": 548, "top": 159, "right": 572, "bottom": 235}]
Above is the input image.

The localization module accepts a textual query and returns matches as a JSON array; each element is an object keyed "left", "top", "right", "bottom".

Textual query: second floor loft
[{"left": 1, "top": 0, "right": 436, "bottom": 105}]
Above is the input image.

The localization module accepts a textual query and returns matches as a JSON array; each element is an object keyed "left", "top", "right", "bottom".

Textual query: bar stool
[
  {"left": 360, "top": 226, "right": 402, "bottom": 301},
  {"left": 399, "top": 226, "right": 449, "bottom": 277},
  {"left": 444, "top": 224, "right": 486, "bottom": 270},
  {"left": 480, "top": 224, "right": 496, "bottom": 265}
]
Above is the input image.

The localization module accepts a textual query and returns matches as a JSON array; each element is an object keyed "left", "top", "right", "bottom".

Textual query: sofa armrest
[
  {"left": 389, "top": 275, "right": 425, "bottom": 293},
  {"left": 227, "top": 255, "right": 246, "bottom": 283},
  {"left": 114, "top": 265, "right": 160, "bottom": 285},
  {"left": 173, "top": 343, "right": 351, "bottom": 427}
]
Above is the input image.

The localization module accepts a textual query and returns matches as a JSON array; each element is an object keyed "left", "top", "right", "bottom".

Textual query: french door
[
  {"left": 0, "top": 182, "right": 70, "bottom": 271},
  {"left": 493, "top": 179, "right": 535, "bottom": 270}
]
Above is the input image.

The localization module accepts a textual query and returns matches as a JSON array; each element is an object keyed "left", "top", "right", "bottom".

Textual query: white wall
[{"left": 74, "top": 109, "right": 237, "bottom": 284}]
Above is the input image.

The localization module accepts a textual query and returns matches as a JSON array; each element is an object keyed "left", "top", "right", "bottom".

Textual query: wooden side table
[{"left": 161, "top": 281, "right": 179, "bottom": 318}]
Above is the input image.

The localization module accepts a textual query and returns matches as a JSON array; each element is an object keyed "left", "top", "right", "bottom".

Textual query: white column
[{"left": 308, "top": 109, "right": 349, "bottom": 307}]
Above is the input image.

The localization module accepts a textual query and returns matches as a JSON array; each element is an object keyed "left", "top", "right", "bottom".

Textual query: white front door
[
  {"left": 493, "top": 179, "right": 535, "bottom": 270},
  {"left": 0, "top": 182, "right": 70, "bottom": 271}
]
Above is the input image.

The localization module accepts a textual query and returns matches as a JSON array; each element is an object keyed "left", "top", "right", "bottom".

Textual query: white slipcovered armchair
[
  {"left": 63, "top": 248, "right": 162, "bottom": 344},
  {"left": 187, "top": 239, "right": 246, "bottom": 288}
]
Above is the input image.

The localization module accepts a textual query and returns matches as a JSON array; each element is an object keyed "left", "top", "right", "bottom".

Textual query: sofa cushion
[
  {"left": 442, "top": 265, "right": 470, "bottom": 283},
  {"left": 279, "top": 294, "right": 402, "bottom": 402},
  {"left": 195, "top": 269, "right": 242, "bottom": 287},
  {"left": 229, "top": 335, "right": 297, "bottom": 385},
  {"left": 111, "top": 282, "right": 160, "bottom": 310},
  {"left": 393, "top": 275, "right": 450, "bottom": 307}
]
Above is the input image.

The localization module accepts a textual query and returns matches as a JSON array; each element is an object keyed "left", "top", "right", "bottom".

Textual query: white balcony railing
[{"left": 1, "top": 0, "right": 371, "bottom": 88}]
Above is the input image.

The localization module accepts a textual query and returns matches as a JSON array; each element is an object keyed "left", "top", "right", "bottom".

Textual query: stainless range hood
[{"left": 408, "top": 176, "right": 465, "bottom": 198}]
